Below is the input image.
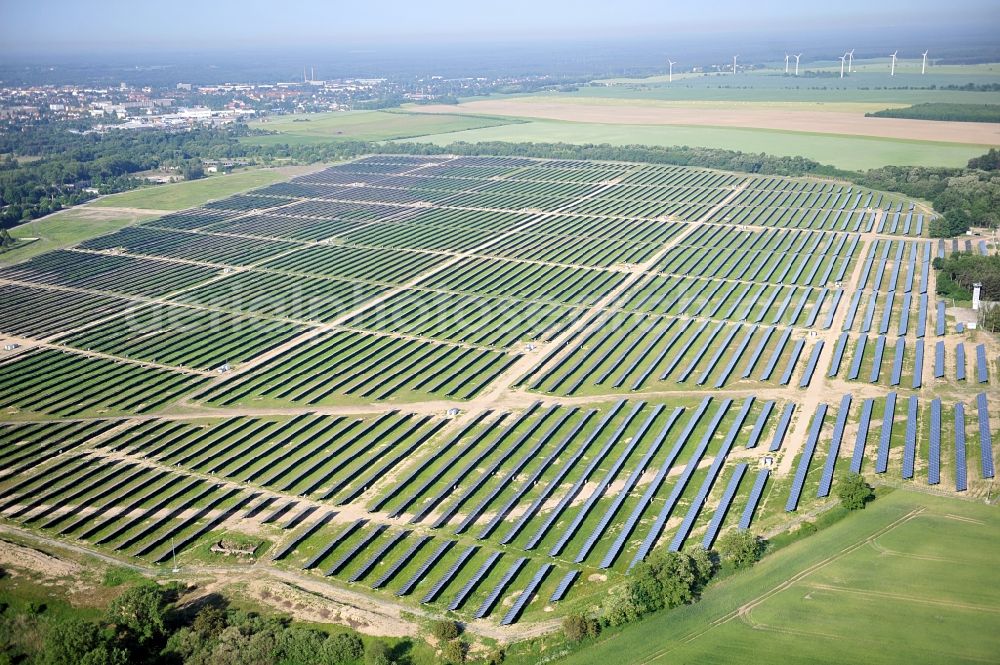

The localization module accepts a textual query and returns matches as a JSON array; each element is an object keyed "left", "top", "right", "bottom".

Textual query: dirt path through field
[{"left": 413, "top": 100, "right": 1000, "bottom": 145}]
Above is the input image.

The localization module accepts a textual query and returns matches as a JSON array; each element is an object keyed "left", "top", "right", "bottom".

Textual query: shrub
[
  {"left": 716, "top": 530, "right": 765, "bottom": 569},
  {"left": 430, "top": 619, "right": 460, "bottom": 642},
  {"left": 837, "top": 473, "right": 875, "bottom": 510}
]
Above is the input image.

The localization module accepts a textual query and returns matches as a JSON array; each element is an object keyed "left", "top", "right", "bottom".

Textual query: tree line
[{"left": 865, "top": 103, "right": 1000, "bottom": 123}]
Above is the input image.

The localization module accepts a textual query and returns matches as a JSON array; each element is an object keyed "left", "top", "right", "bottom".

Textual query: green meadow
[{"left": 561, "top": 490, "right": 1000, "bottom": 665}]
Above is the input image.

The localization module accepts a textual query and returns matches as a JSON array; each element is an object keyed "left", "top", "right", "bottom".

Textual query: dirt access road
[{"left": 413, "top": 99, "right": 1000, "bottom": 145}]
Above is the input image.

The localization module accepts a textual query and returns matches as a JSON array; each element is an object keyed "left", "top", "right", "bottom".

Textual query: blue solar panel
[
  {"left": 956, "top": 343, "right": 967, "bottom": 381},
  {"left": 522, "top": 401, "right": 632, "bottom": 550},
  {"left": 630, "top": 399, "right": 732, "bottom": 569},
  {"left": 633, "top": 319, "right": 694, "bottom": 390},
  {"left": 417, "top": 542, "right": 470, "bottom": 602},
  {"left": 788, "top": 289, "right": 812, "bottom": 326},
  {"left": 933, "top": 341, "right": 946, "bottom": 378},
  {"left": 713, "top": 326, "right": 757, "bottom": 388},
  {"left": 843, "top": 290, "right": 863, "bottom": 331},
  {"left": 976, "top": 344, "right": 989, "bottom": 383},
  {"left": 878, "top": 291, "right": 895, "bottom": 335},
  {"left": 599, "top": 401, "right": 710, "bottom": 569},
  {"left": 448, "top": 551, "right": 501, "bottom": 610},
  {"left": 738, "top": 468, "right": 769, "bottom": 530},
  {"left": 702, "top": 463, "right": 749, "bottom": 549},
  {"left": 798, "top": 340, "right": 823, "bottom": 389},
  {"left": 474, "top": 556, "right": 526, "bottom": 619},
  {"left": 822, "top": 289, "right": 843, "bottom": 329},
  {"left": 977, "top": 393, "right": 994, "bottom": 479},
  {"left": 549, "top": 570, "right": 580, "bottom": 603},
  {"left": 848, "top": 334, "right": 868, "bottom": 380},
  {"left": 850, "top": 398, "right": 874, "bottom": 474},
  {"left": 669, "top": 398, "right": 754, "bottom": 552},
  {"left": 786, "top": 404, "right": 828, "bottom": 512},
  {"left": 302, "top": 519, "right": 366, "bottom": 570},
  {"left": 349, "top": 530, "right": 408, "bottom": 583},
  {"left": 869, "top": 335, "right": 887, "bottom": 383},
  {"left": 760, "top": 328, "right": 792, "bottom": 381},
  {"left": 928, "top": 399, "right": 941, "bottom": 486},
  {"left": 897, "top": 292, "right": 912, "bottom": 336},
  {"left": 955, "top": 404, "right": 968, "bottom": 492},
  {"left": 919, "top": 257, "right": 930, "bottom": 294},
  {"left": 741, "top": 326, "right": 775, "bottom": 378},
  {"left": 818, "top": 394, "right": 853, "bottom": 497},
  {"left": 573, "top": 409, "right": 682, "bottom": 563},
  {"left": 936, "top": 301, "right": 946, "bottom": 336},
  {"left": 912, "top": 340, "right": 924, "bottom": 389},
  {"left": 272, "top": 511, "right": 337, "bottom": 561},
  {"left": 902, "top": 396, "right": 918, "bottom": 479},
  {"left": 770, "top": 403, "right": 795, "bottom": 451},
  {"left": 435, "top": 404, "right": 559, "bottom": 529},
  {"left": 916, "top": 293, "right": 928, "bottom": 338},
  {"left": 889, "top": 338, "right": 906, "bottom": 386},
  {"left": 696, "top": 324, "right": 743, "bottom": 385},
  {"left": 805, "top": 289, "right": 827, "bottom": 328},
  {"left": 876, "top": 393, "right": 897, "bottom": 473},
  {"left": 746, "top": 401, "right": 775, "bottom": 448},
  {"left": 860, "top": 294, "right": 878, "bottom": 333},
  {"left": 553, "top": 405, "right": 664, "bottom": 557},
  {"left": 499, "top": 562, "right": 551, "bottom": 625},
  {"left": 778, "top": 338, "right": 805, "bottom": 386},
  {"left": 460, "top": 408, "right": 577, "bottom": 535},
  {"left": 828, "top": 332, "right": 849, "bottom": 378},
  {"left": 324, "top": 524, "right": 386, "bottom": 577},
  {"left": 477, "top": 409, "right": 589, "bottom": 540},
  {"left": 396, "top": 538, "right": 453, "bottom": 597}
]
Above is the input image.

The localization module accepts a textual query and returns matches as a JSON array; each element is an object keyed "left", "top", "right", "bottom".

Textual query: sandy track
[{"left": 413, "top": 100, "right": 1000, "bottom": 145}]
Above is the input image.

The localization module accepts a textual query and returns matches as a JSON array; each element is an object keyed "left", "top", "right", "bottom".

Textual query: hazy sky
[{"left": 2, "top": 0, "right": 998, "bottom": 53}]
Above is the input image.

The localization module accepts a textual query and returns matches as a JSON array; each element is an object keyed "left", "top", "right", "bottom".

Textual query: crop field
[
  {"left": 244, "top": 110, "right": 520, "bottom": 146},
  {"left": 562, "top": 489, "right": 1000, "bottom": 665},
  {"left": 0, "top": 154, "right": 996, "bottom": 639}
]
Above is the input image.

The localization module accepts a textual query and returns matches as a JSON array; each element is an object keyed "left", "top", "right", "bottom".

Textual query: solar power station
[{"left": 0, "top": 154, "right": 995, "bottom": 628}]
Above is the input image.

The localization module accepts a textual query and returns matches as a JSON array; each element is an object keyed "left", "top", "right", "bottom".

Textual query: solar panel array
[{"left": 0, "top": 153, "right": 994, "bottom": 629}]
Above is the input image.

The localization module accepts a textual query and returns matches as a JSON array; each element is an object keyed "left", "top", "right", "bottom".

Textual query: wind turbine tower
[
  {"left": 839, "top": 54, "right": 846, "bottom": 79},
  {"left": 668, "top": 59, "right": 676, "bottom": 83},
  {"left": 848, "top": 49, "right": 855, "bottom": 73},
  {"left": 794, "top": 53, "right": 802, "bottom": 76},
  {"left": 890, "top": 50, "right": 898, "bottom": 76},
  {"left": 733, "top": 54, "right": 739, "bottom": 75},
  {"left": 784, "top": 54, "right": 789, "bottom": 74},
  {"left": 921, "top": 51, "right": 929, "bottom": 74}
]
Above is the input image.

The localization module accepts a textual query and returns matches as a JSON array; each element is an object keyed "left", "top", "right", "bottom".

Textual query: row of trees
[{"left": 866, "top": 103, "right": 1000, "bottom": 123}]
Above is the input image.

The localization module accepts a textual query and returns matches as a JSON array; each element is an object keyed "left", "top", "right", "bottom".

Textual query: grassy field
[
  {"left": 404, "top": 119, "right": 987, "bottom": 170},
  {"left": 560, "top": 490, "right": 1000, "bottom": 665},
  {"left": 1, "top": 167, "right": 315, "bottom": 265},
  {"left": 0, "top": 208, "right": 157, "bottom": 265},
  {"left": 243, "top": 110, "right": 518, "bottom": 146},
  {"left": 90, "top": 166, "right": 312, "bottom": 210}
]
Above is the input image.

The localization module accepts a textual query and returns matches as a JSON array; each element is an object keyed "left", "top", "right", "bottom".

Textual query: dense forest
[{"left": 866, "top": 103, "right": 1000, "bottom": 123}]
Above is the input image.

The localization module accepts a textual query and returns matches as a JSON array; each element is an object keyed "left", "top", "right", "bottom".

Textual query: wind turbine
[
  {"left": 784, "top": 54, "right": 790, "bottom": 74},
  {"left": 839, "top": 54, "right": 847, "bottom": 79},
  {"left": 847, "top": 49, "right": 855, "bottom": 73},
  {"left": 733, "top": 54, "right": 739, "bottom": 75},
  {"left": 890, "top": 50, "right": 898, "bottom": 76},
  {"left": 921, "top": 50, "right": 929, "bottom": 74},
  {"left": 668, "top": 59, "right": 676, "bottom": 83},
  {"left": 794, "top": 53, "right": 802, "bottom": 76}
]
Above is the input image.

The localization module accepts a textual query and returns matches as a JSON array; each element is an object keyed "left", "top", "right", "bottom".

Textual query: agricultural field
[
  {"left": 244, "top": 110, "right": 520, "bottom": 146},
  {"left": 0, "top": 153, "right": 996, "bottom": 647},
  {"left": 400, "top": 61, "right": 1000, "bottom": 170}
]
